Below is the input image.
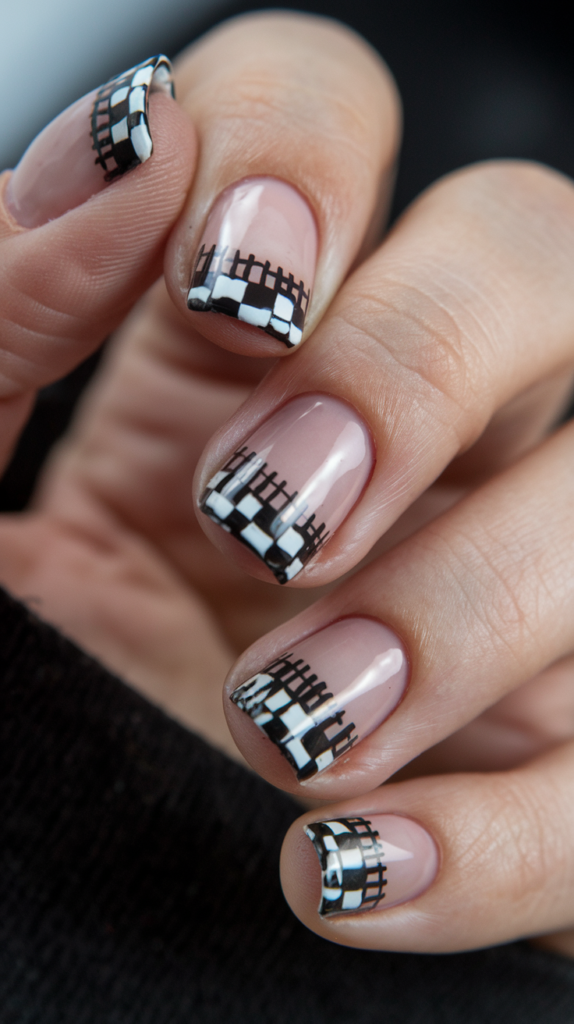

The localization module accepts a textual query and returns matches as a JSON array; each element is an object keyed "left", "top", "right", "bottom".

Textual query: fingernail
[
  {"left": 305, "top": 814, "right": 438, "bottom": 916},
  {"left": 200, "top": 394, "right": 373, "bottom": 583},
  {"left": 231, "top": 618, "right": 408, "bottom": 780},
  {"left": 5, "top": 55, "right": 174, "bottom": 229},
  {"left": 187, "top": 177, "right": 318, "bottom": 348}
]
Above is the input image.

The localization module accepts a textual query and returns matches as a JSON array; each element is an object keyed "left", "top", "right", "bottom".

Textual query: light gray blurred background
[{"left": 0, "top": 0, "right": 231, "bottom": 169}]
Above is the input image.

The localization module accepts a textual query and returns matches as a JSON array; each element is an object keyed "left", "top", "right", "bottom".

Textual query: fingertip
[
  {"left": 0, "top": 78, "right": 200, "bottom": 402},
  {"left": 2, "top": 56, "right": 197, "bottom": 235},
  {"left": 145, "top": 91, "right": 199, "bottom": 199},
  {"left": 179, "top": 308, "right": 301, "bottom": 358},
  {"left": 280, "top": 817, "right": 324, "bottom": 924},
  {"left": 280, "top": 810, "right": 440, "bottom": 949},
  {"left": 223, "top": 615, "right": 411, "bottom": 801},
  {"left": 194, "top": 392, "right": 374, "bottom": 588},
  {"left": 166, "top": 174, "right": 318, "bottom": 357}
]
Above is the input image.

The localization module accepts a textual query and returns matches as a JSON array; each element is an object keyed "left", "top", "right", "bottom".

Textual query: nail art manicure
[
  {"left": 199, "top": 394, "right": 373, "bottom": 583},
  {"left": 6, "top": 55, "right": 173, "bottom": 229},
  {"left": 231, "top": 619, "right": 407, "bottom": 780},
  {"left": 305, "top": 814, "right": 438, "bottom": 916},
  {"left": 91, "top": 55, "right": 173, "bottom": 181},
  {"left": 187, "top": 177, "right": 318, "bottom": 348}
]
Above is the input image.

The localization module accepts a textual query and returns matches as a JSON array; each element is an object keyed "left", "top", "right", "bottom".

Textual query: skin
[{"left": 0, "top": 11, "right": 574, "bottom": 958}]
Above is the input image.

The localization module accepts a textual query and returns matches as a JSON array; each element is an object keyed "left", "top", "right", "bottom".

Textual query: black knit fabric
[{"left": 1, "top": 584, "right": 573, "bottom": 1023}]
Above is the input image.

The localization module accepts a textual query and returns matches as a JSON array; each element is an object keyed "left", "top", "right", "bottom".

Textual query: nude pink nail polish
[
  {"left": 187, "top": 177, "right": 318, "bottom": 348},
  {"left": 199, "top": 393, "right": 373, "bottom": 583},
  {"left": 5, "top": 55, "right": 173, "bottom": 229},
  {"left": 305, "top": 814, "right": 438, "bottom": 916},
  {"left": 231, "top": 618, "right": 408, "bottom": 779}
]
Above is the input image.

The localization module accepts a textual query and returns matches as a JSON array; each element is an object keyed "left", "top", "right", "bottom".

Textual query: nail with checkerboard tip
[
  {"left": 231, "top": 618, "right": 408, "bottom": 781},
  {"left": 5, "top": 55, "right": 173, "bottom": 229},
  {"left": 304, "top": 814, "right": 438, "bottom": 917},
  {"left": 187, "top": 177, "right": 318, "bottom": 348},
  {"left": 199, "top": 393, "right": 374, "bottom": 584}
]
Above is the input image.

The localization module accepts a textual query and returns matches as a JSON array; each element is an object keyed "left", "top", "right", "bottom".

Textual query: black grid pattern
[
  {"left": 199, "top": 446, "right": 329, "bottom": 584},
  {"left": 91, "top": 55, "right": 174, "bottom": 182},
  {"left": 231, "top": 653, "right": 357, "bottom": 780},
  {"left": 187, "top": 244, "right": 310, "bottom": 347},
  {"left": 304, "top": 818, "right": 387, "bottom": 917}
]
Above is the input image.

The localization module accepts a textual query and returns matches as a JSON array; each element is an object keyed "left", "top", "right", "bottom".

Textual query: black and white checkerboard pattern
[
  {"left": 304, "top": 818, "right": 387, "bottom": 916},
  {"left": 231, "top": 653, "right": 358, "bottom": 780},
  {"left": 187, "top": 244, "right": 310, "bottom": 348},
  {"left": 91, "top": 55, "right": 174, "bottom": 181},
  {"left": 199, "top": 446, "right": 329, "bottom": 584}
]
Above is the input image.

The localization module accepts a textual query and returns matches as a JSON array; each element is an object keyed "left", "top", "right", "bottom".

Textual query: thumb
[{"left": 0, "top": 55, "right": 196, "bottom": 468}]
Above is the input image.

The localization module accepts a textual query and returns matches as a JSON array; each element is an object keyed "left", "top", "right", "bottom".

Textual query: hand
[{"left": 1, "top": 13, "right": 574, "bottom": 958}]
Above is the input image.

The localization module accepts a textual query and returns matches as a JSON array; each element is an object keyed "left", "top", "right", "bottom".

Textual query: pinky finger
[{"left": 280, "top": 742, "right": 574, "bottom": 952}]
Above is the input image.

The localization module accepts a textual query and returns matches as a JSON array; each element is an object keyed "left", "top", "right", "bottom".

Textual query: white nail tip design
[
  {"left": 91, "top": 55, "right": 174, "bottom": 182},
  {"left": 188, "top": 245, "right": 310, "bottom": 348},
  {"left": 231, "top": 652, "right": 357, "bottom": 780},
  {"left": 200, "top": 446, "right": 329, "bottom": 584},
  {"left": 304, "top": 818, "right": 389, "bottom": 916}
]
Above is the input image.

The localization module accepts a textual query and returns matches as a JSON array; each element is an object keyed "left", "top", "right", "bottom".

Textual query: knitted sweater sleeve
[{"left": 0, "top": 584, "right": 572, "bottom": 1024}]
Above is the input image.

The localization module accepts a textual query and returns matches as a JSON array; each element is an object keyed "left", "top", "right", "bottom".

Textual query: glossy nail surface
[
  {"left": 199, "top": 394, "right": 373, "bottom": 583},
  {"left": 305, "top": 814, "right": 438, "bottom": 916},
  {"left": 6, "top": 55, "right": 173, "bottom": 228},
  {"left": 231, "top": 618, "right": 408, "bottom": 780},
  {"left": 187, "top": 177, "right": 318, "bottom": 348}
]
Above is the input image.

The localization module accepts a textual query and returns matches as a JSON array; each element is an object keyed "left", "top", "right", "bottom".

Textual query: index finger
[{"left": 164, "top": 11, "right": 401, "bottom": 356}]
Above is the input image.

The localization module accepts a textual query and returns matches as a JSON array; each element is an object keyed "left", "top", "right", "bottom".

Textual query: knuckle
[
  {"left": 429, "top": 519, "right": 544, "bottom": 671},
  {"left": 463, "top": 158, "right": 574, "bottom": 217},
  {"left": 0, "top": 279, "right": 82, "bottom": 398},
  {"left": 203, "top": 72, "right": 371, "bottom": 148},
  {"left": 334, "top": 158, "right": 574, "bottom": 455},
  {"left": 336, "top": 278, "right": 495, "bottom": 450},
  {"left": 432, "top": 159, "right": 574, "bottom": 281},
  {"left": 453, "top": 773, "right": 563, "bottom": 918}
]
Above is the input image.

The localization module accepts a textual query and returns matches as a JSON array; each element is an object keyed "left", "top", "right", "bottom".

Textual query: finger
[
  {"left": 164, "top": 11, "right": 400, "bottom": 356},
  {"left": 0, "top": 56, "right": 196, "bottom": 471},
  {"left": 280, "top": 741, "right": 574, "bottom": 952},
  {"left": 223, "top": 418, "right": 574, "bottom": 798},
  {"left": 194, "top": 161, "right": 574, "bottom": 587},
  {"left": 443, "top": 369, "right": 574, "bottom": 485},
  {"left": 397, "top": 654, "right": 574, "bottom": 778}
]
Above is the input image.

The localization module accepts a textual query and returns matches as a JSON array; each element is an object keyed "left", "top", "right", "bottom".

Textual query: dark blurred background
[{"left": 1, "top": 0, "right": 573, "bottom": 512}]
